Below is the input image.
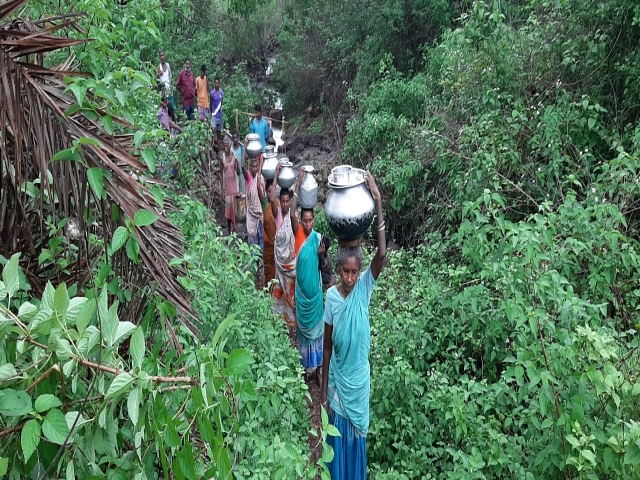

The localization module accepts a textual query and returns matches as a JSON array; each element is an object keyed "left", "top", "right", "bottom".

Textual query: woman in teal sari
[
  {"left": 320, "top": 172, "right": 385, "bottom": 479},
  {"left": 295, "top": 207, "right": 325, "bottom": 385}
]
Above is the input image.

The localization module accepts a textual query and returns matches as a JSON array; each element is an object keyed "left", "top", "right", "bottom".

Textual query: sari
[
  {"left": 273, "top": 212, "right": 296, "bottom": 328},
  {"left": 323, "top": 267, "right": 376, "bottom": 479},
  {"left": 222, "top": 153, "right": 238, "bottom": 227},
  {"left": 295, "top": 231, "right": 323, "bottom": 369},
  {"left": 245, "top": 171, "right": 263, "bottom": 248},
  {"left": 263, "top": 200, "right": 282, "bottom": 286}
]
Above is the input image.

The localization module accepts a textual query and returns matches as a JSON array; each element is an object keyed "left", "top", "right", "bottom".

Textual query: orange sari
[{"left": 263, "top": 199, "right": 280, "bottom": 285}]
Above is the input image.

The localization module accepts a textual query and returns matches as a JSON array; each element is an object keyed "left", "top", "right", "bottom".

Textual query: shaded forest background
[{"left": 1, "top": 0, "right": 640, "bottom": 478}]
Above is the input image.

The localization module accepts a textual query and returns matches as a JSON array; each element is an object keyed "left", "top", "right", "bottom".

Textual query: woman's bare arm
[{"left": 365, "top": 172, "right": 386, "bottom": 280}]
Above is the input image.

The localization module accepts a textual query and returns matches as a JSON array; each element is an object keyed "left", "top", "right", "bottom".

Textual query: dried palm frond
[{"left": 0, "top": 0, "right": 199, "bottom": 338}]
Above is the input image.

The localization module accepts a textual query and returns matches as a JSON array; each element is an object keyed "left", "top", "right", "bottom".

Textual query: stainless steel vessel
[
  {"left": 261, "top": 152, "right": 279, "bottom": 180},
  {"left": 299, "top": 166, "right": 318, "bottom": 209},
  {"left": 246, "top": 134, "right": 262, "bottom": 159},
  {"left": 325, "top": 166, "right": 375, "bottom": 240},
  {"left": 277, "top": 159, "right": 296, "bottom": 190}
]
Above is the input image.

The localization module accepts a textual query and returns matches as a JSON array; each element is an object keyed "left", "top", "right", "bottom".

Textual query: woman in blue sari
[
  {"left": 320, "top": 172, "right": 385, "bottom": 479},
  {"left": 295, "top": 206, "right": 326, "bottom": 385}
]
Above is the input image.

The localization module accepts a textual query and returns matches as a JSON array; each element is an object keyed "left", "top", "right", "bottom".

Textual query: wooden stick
[
  {"left": 238, "top": 110, "right": 288, "bottom": 125},
  {"left": 235, "top": 109, "right": 239, "bottom": 131}
]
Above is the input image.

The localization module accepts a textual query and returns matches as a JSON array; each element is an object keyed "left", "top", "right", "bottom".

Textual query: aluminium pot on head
[
  {"left": 245, "top": 133, "right": 262, "bottom": 159},
  {"left": 324, "top": 168, "right": 375, "bottom": 240}
]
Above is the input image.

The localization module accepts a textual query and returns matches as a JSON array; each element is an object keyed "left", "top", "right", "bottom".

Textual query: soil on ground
[
  {"left": 190, "top": 120, "right": 336, "bottom": 474},
  {"left": 287, "top": 328, "right": 324, "bottom": 476}
]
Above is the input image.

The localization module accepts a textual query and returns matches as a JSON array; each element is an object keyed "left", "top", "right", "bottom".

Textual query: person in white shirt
[{"left": 156, "top": 51, "right": 173, "bottom": 108}]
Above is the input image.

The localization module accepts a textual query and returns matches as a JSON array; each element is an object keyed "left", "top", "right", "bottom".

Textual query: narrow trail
[
  {"left": 287, "top": 329, "right": 324, "bottom": 476},
  {"left": 197, "top": 128, "right": 333, "bottom": 474}
]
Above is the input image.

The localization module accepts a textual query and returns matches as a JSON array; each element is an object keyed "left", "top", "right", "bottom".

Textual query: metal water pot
[
  {"left": 277, "top": 159, "right": 296, "bottom": 190},
  {"left": 246, "top": 134, "right": 262, "bottom": 159},
  {"left": 262, "top": 153, "right": 279, "bottom": 180},
  {"left": 325, "top": 167, "right": 375, "bottom": 240},
  {"left": 299, "top": 166, "right": 318, "bottom": 209}
]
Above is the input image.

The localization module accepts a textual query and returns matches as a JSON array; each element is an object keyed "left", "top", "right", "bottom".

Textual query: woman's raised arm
[{"left": 365, "top": 171, "right": 386, "bottom": 280}]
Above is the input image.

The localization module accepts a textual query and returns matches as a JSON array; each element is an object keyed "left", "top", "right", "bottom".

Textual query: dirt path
[{"left": 287, "top": 329, "right": 323, "bottom": 475}]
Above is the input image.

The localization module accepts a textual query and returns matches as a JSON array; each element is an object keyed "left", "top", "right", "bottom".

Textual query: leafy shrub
[{"left": 0, "top": 194, "right": 325, "bottom": 479}]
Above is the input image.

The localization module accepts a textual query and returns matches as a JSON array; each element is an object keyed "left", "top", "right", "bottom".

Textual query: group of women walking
[
  {"left": 249, "top": 154, "right": 387, "bottom": 479},
  {"left": 218, "top": 134, "right": 386, "bottom": 477}
]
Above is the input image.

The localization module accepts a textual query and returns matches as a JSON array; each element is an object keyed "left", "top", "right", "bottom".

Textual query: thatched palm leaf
[{"left": 0, "top": 0, "right": 198, "bottom": 336}]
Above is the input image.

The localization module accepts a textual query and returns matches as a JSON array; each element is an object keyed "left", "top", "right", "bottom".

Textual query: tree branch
[{"left": 76, "top": 358, "right": 197, "bottom": 384}]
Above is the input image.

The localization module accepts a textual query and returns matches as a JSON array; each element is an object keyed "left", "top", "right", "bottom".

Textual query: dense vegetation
[
  {"left": 2, "top": 0, "right": 640, "bottom": 478},
  {"left": 281, "top": 0, "right": 640, "bottom": 477}
]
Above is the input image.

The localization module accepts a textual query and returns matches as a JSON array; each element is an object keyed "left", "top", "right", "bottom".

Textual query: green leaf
[
  {"left": 2, "top": 252, "right": 20, "bottom": 300},
  {"left": 624, "top": 442, "right": 640, "bottom": 465},
  {"left": 149, "top": 186, "right": 164, "bottom": 208},
  {"left": 102, "top": 299, "right": 118, "bottom": 346},
  {"left": 50, "top": 147, "right": 81, "bottom": 163},
  {"left": 529, "top": 315, "right": 538, "bottom": 337},
  {"left": 216, "top": 446, "right": 231, "bottom": 480},
  {"left": 64, "top": 104, "right": 82, "bottom": 116},
  {"left": 111, "top": 226, "right": 129, "bottom": 253},
  {"left": 41, "top": 282, "right": 55, "bottom": 310},
  {"left": 566, "top": 434, "right": 580, "bottom": 450},
  {"left": 164, "top": 421, "right": 181, "bottom": 448},
  {"left": 18, "top": 302, "right": 38, "bottom": 319},
  {"left": 126, "top": 237, "right": 140, "bottom": 263},
  {"left": 128, "top": 387, "right": 141, "bottom": 427},
  {"left": 77, "top": 136, "right": 101, "bottom": 146},
  {"left": 211, "top": 314, "right": 237, "bottom": 351},
  {"left": 0, "top": 363, "right": 18, "bottom": 382},
  {"left": 87, "top": 167, "right": 105, "bottom": 200},
  {"left": 112, "top": 321, "right": 136, "bottom": 346},
  {"left": 67, "top": 297, "right": 95, "bottom": 333},
  {"left": 133, "top": 209, "right": 158, "bottom": 227},
  {"left": 115, "top": 89, "right": 126, "bottom": 107},
  {"left": 54, "top": 283, "right": 69, "bottom": 317},
  {"left": 541, "top": 417, "right": 554, "bottom": 429},
  {"left": 0, "top": 388, "right": 32, "bottom": 416},
  {"left": 130, "top": 326, "right": 145, "bottom": 370},
  {"left": 105, "top": 372, "right": 134, "bottom": 400},
  {"left": 102, "top": 115, "right": 114, "bottom": 135},
  {"left": 0, "top": 457, "right": 8, "bottom": 476},
  {"left": 587, "top": 117, "right": 596, "bottom": 129},
  {"left": 582, "top": 449, "right": 596, "bottom": 465},
  {"left": 141, "top": 148, "right": 156, "bottom": 173},
  {"left": 225, "top": 349, "right": 253, "bottom": 376},
  {"left": 67, "top": 82, "right": 86, "bottom": 106},
  {"left": 325, "top": 424, "right": 341, "bottom": 437},
  {"left": 35, "top": 394, "right": 63, "bottom": 413},
  {"left": 42, "top": 408, "right": 70, "bottom": 444},
  {"left": 65, "top": 411, "right": 90, "bottom": 430},
  {"left": 55, "top": 338, "right": 73, "bottom": 361},
  {"left": 134, "top": 130, "right": 145, "bottom": 148},
  {"left": 321, "top": 443, "right": 335, "bottom": 464},
  {"left": 21, "top": 419, "right": 41, "bottom": 462},
  {"left": 632, "top": 383, "right": 640, "bottom": 395},
  {"left": 66, "top": 460, "right": 75, "bottom": 480}
]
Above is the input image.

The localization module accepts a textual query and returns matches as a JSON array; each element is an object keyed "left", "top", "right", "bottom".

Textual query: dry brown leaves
[{"left": 0, "top": 0, "right": 199, "bottom": 340}]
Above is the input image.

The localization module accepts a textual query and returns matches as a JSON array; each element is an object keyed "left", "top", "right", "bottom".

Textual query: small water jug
[
  {"left": 246, "top": 134, "right": 262, "bottom": 158},
  {"left": 299, "top": 166, "right": 318, "bottom": 209},
  {"left": 277, "top": 159, "right": 296, "bottom": 190}
]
